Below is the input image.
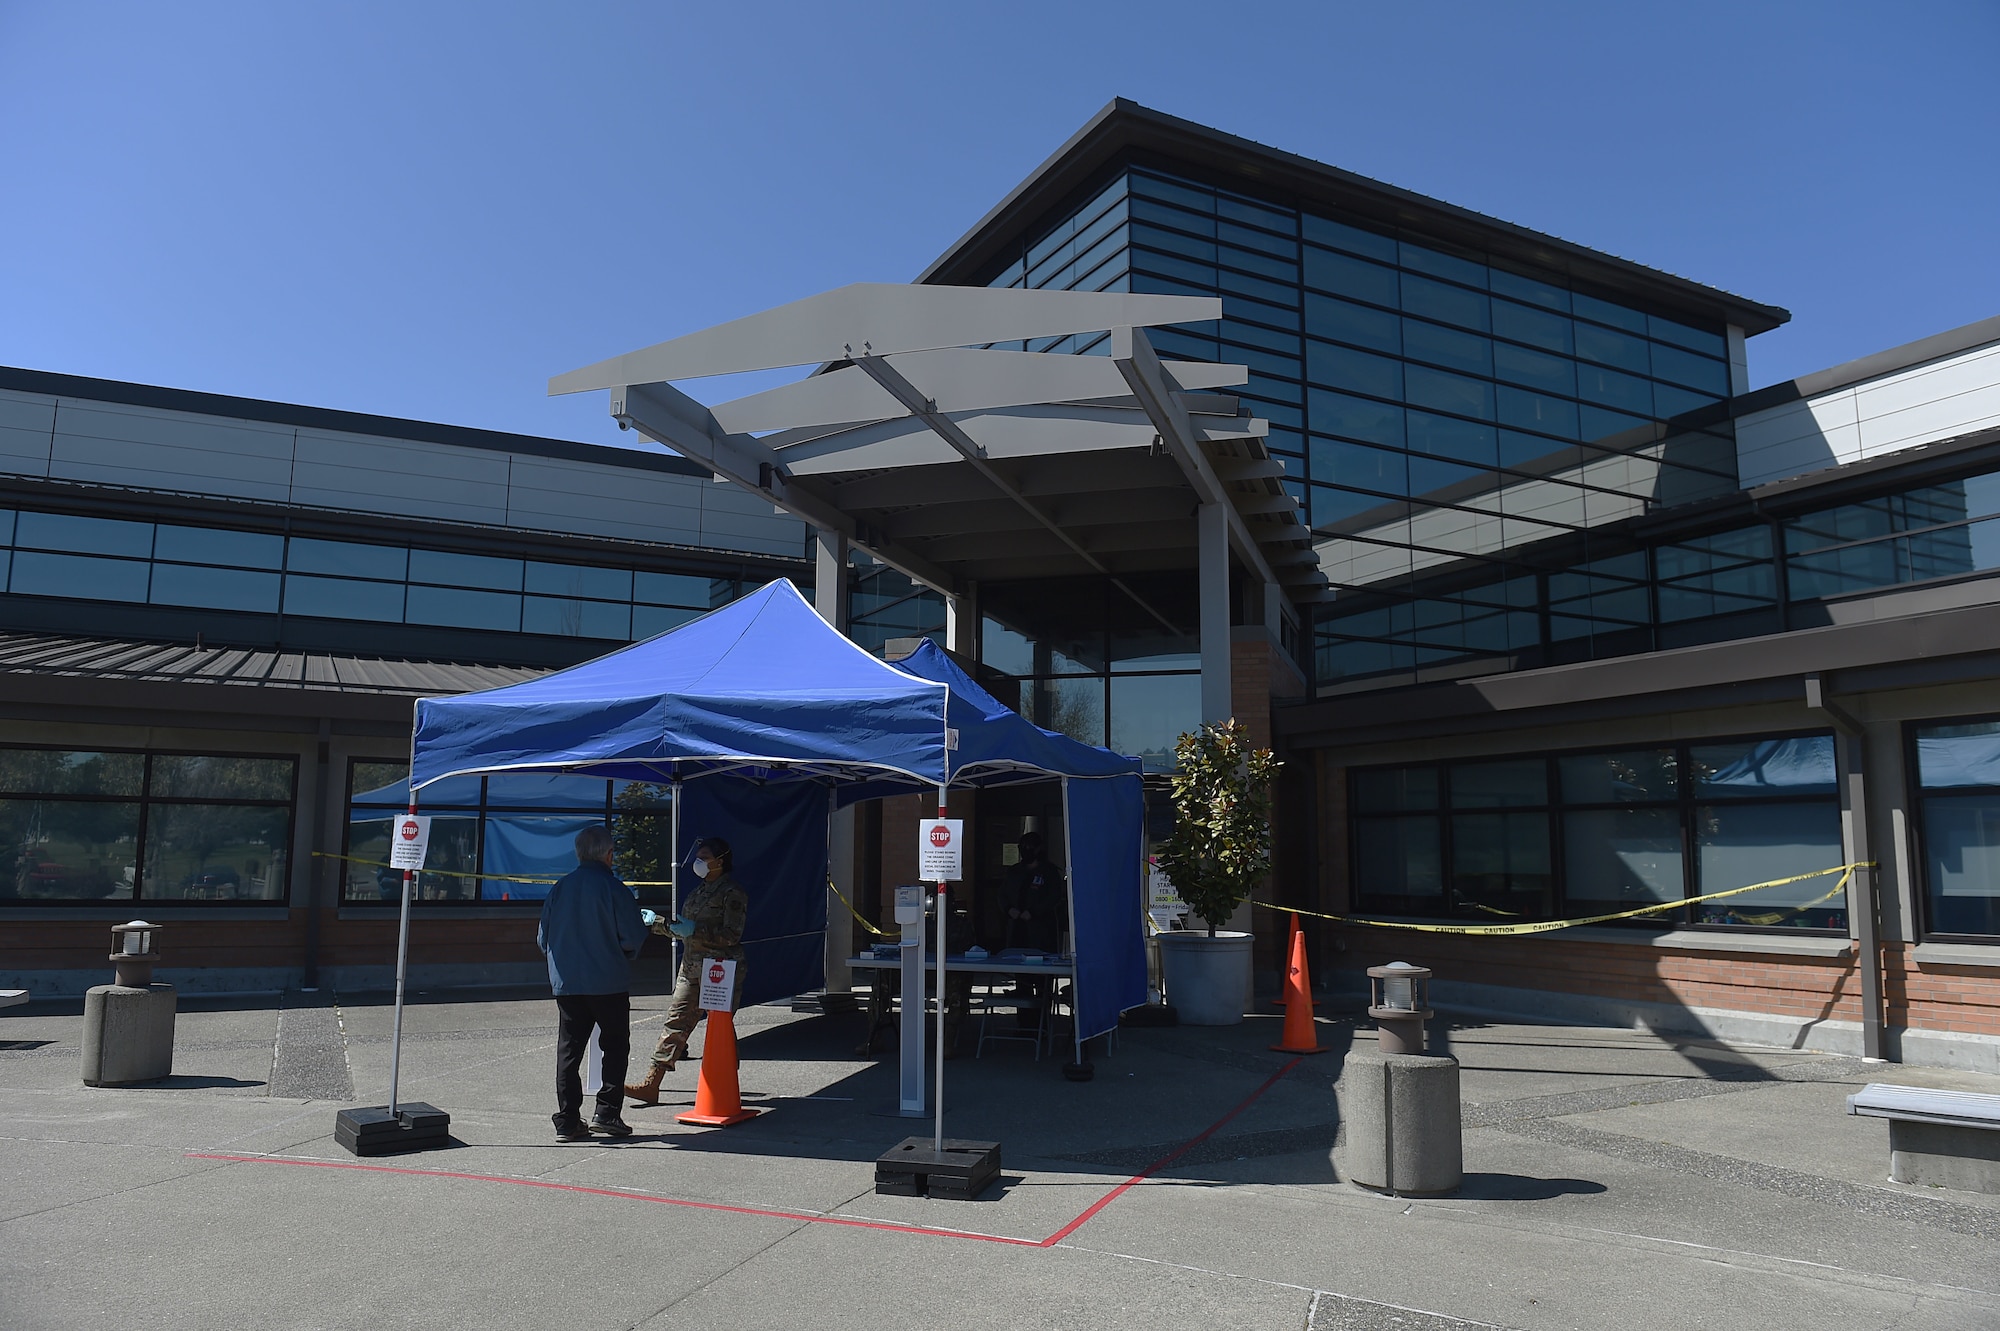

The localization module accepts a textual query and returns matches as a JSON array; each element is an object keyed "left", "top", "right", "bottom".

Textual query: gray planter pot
[{"left": 1156, "top": 930, "right": 1253, "bottom": 1026}]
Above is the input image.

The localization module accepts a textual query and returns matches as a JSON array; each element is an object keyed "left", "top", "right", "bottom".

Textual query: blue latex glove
[
  {"left": 639, "top": 908, "right": 661, "bottom": 927},
  {"left": 668, "top": 917, "right": 696, "bottom": 939}
]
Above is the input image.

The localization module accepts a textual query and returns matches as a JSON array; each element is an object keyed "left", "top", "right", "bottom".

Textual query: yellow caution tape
[
  {"left": 827, "top": 877, "right": 898, "bottom": 939},
  {"left": 1252, "top": 862, "right": 1871, "bottom": 936}
]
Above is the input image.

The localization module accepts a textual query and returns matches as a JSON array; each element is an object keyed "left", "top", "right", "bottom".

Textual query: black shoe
[
  {"left": 552, "top": 1113, "right": 592, "bottom": 1142},
  {"left": 590, "top": 1113, "right": 634, "bottom": 1138}
]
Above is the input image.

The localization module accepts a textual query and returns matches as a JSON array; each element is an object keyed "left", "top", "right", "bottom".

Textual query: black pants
[{"left": 555, "top": 992, "right": 630, "bottom": 1122}]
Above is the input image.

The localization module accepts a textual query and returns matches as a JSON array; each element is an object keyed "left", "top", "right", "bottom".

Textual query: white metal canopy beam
[{"left": 551, "top": 283, "right": 1222, "bottom": 392}]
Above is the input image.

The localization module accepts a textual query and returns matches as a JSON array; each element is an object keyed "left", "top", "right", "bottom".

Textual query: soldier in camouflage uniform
[{"left": 625, "top": 836, "right": 748, "bottom": 1104}]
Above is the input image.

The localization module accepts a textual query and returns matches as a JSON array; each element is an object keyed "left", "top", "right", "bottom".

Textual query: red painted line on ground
[
  {"left": 185, "top": 1059, "right": 1301, "bottom": 1250},
  {"left": 1039, "top": 1056, "right": 1303, "bottom": 1247},
  {"left": 184, "top": 1153, "right": 1041, "bottom": 1246}
]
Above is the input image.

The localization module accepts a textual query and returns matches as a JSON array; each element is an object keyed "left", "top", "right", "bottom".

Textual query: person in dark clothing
[
  {"left": 1002, "top": 831, "right": 1067, "bottom": 1027},
  {"left": 1003, "top": 831, "right": 1066, "bottom": 953},
  {"left": 537, "top": 824, "right": 646, "bottom": 1141}
]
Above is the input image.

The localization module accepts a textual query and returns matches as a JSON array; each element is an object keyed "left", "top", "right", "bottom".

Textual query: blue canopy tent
[{"left": 405, "top": 578, "right": 1147, "bottom": 1050}]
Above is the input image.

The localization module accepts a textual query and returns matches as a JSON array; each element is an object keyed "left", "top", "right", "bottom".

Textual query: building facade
[{"left": 7, "top": 101, "right": 2000, "bottom": 1072}]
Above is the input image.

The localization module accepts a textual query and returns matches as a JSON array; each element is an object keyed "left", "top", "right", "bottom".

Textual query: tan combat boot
[{"left": 623, "top": 1062, "right": 668, "bottom": 1106}]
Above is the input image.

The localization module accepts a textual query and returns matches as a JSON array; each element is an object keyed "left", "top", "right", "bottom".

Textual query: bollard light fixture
[
  {"left": 1366, "top": 961, "right": 1434, "bottom": 1056},
  {"left": 110, "top": 920, "right": 160, "bottom": 987}
]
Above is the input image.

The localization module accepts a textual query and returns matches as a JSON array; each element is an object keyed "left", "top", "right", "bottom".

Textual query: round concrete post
[{"left": 1340, "top": 1049, "right": 1462, "bottom": 1197}]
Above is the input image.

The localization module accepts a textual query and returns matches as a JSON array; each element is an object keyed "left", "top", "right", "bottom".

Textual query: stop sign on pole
[
  {"left": 388, "top": 815, "right": 432, "bottom": 870},
  {"left": 918, "top": 819, "right": 962, "bottom": 882}
]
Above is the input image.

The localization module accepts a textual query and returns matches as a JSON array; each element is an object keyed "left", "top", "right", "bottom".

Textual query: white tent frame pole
[
  {"left": 388, "top": 702, "right": 421, "bottom": 1115},
  {"left": 934, "top": 782, "right": 948, "bottom": 1154},
  {"left": 670, "top": 776, "right": 683, "bottom": 975}
]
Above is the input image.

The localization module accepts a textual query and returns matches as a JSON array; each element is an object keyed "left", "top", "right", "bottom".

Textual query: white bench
[
  {"left": 0, "top": 989, "right": 27, "bottom": 1011},
  {"left": 1848, "top": 1083, "right": 2000, "bottom": 1194}
]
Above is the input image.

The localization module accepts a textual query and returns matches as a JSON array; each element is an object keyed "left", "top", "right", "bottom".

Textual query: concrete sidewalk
[{"left": 3, "top": 989, "right": 1998, "bottom": 1331}]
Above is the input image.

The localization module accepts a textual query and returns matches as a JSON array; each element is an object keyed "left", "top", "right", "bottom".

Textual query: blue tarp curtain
[{"left": 408, "top": 579, "right": 1146, "bottom": 1044}]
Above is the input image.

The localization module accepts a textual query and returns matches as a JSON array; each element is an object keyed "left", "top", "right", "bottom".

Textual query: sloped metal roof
[{"left": 0, "top": 633, "right": 545, "bottom": 696}]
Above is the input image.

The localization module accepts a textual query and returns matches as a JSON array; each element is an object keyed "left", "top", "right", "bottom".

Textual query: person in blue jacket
[{"left": 537, "top": 824, "right": 646, "bottom": 1141}]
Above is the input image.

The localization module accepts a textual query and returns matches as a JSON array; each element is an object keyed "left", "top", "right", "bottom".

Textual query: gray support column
[
  {"left": 1807, "top": 675, "right": 1886, "bottom": 1061},
  {"left": 817, "top": 526, "right": 854, "bottom": 994},
  {"left": 814, "top": 528, "right": 850, "bottom": 631},
  {"left": 1199, "top": 501, "right": 1232, "bottom": 723},
  {"left": 946, "top": 580, "right": 977, "bottom": 657}
]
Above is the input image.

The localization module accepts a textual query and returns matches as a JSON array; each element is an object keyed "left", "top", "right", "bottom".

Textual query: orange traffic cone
[
  {"left": 676, "top": 1011, "right": 761, "bottom": 1126},
  {"left": 1271, "top": 912, "right": 1325, "bottom": 1054}
]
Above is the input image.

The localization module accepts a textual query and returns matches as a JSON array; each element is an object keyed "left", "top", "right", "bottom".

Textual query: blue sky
[{"left": 2, "top": 2, "right": 1994, "bottom": 450}]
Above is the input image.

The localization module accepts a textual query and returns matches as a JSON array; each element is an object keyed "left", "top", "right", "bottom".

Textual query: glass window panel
[
  {"left": 1404, "top": 367, "right": 1494, "bottom": 421},
  {"left": 523, "top": 595, "right": 632, "bottom": 640},
  {"left": 1653, "top": 382, "right": 1722, "bottom": 419},
  {"left": 1957, "top": 472, "right": 2000, "bottom": 522},
  {"left": 1693, "top": 802, "right": 1844, "bottom": 927},
  {"left": 1406, "top": 413, "right": 1496, "bottom": 466},
  {"left": 1492, "top": 299, "right": 1573, "bottom": 354},
  {"left": 1580, "top": 405, "right": 1649, "bottom": 443},
  {"left": 1402, "top": 320, "right": 1491, "bottom": 376},
  {"left": 1563, "top": 807, "right": 1684, "bottom": 910},
  {"left": 0, "top": 509, "right": 13, "bottom": 544},
  {"left": 1578, "top": 364, "right": 1655, "bottom": 415},
  {"left": 1310, "top": 438, "right": 1408, "bottom": 495},
  {"left": 1649, "top": 343, "right": 1731, "bottom": 394},
  {"left": 1215, "top": 193, "right": 1292, "bottom": 233},
  {"left": 612, "top": 787, "right": 676, "bottom": 904},
  {"left": 1572, "top": 293, "right": 1649, "bottom": 333},
  {"left": 1647, "top": 314, "right": 1726, "bottom": 356},
  {"left": 1492, "top": 342, "right": 1574, "bottom": 394},
  {"left": 151, "top": 755, "right": 293, "bottom": 801},
  {"left": 1224, "top": 317, "right": 1299, "bottom": 355},
  {"left": 344, "top": 811, "right": 477, "bottom": 903},
  {"left": 11, "top": 550, "right": 148, "bottom": 602},
  {"left": 287, "top": 537, "right": 407, "bottom": 581},
  {"left": 14, "top": 511, "right": 152, "bottom": 558},
  {"left": 282, "top": 574, "right": 405, "bottom": 621},
  {"left": 153, "top": 525, "right": 284, "bottom": 568},
  {"left": 142, "top": 803, "right": 290, "bottom": 901},
  {"left": 1133, "top": 249, "right": 1217, "bottom": 287},
  {"left": 1352, "top": 767, "right": 1448, "bottom": 807},
  {"left": 149, "top": 564, "right": 281, "bottom": 613},
  {"left": 1786, "top": 541, "right": 1899, "bottom": 600},
  {"left": 1218, "top": 218, "right": 1295, "bottom": 258},
  {"left": 1399, "top": 242, "right": 1486, "bottom": 288},
  {"left": 980, "top": 616, "right": 1035, "bottom": 676},
  {"left": 1309, "top": 483, "right": 1392, "bottom": 525},
  {"left": 1301, "top": 214, "right": 1398, "bottom": 262},
  {"left": 0, "top": 748, "right": 144, "bottom": 796},
  {"left": 350, "top": 761, "right": 412, "bottom": 806},
  {"left": 1498, "top": 429, "right": 1566, "bottom": 470},
  {"left": 1691, "top": 737, "right": 1836, "bottom": 796},
  {"left": 1915, "top": 722, "right": 2000, "bottom": 788},
  {"left": 484, "top": 772, "right": 610, "bottom": 809},
  {"left": 1400, "top": 273, "right": 1489, "bottom": 331},
  {"left": 525, "top": 561, "right": 633, "bottom": 601},
  {"left": 1488, "top": 269, "right": 1570, "bottom": 312},
  {"left": 1504, "top": 385, "right": 1576, "bottom": 437},
  {"left": 405, "top": 585, "right": 520, "bottom": 632},
  {"left": 0, "top": 798, "right": 139, "bottom": 900},
  {"left": 1560, "top": 749, "right": 1678, "bottom": 803},
  {"left": 1308, "top": 390, "right": 1405, "bottom": 447},
  {"left": 1129, "top": 221, "right": 1216, "bottom": 263},
  {"left": 1108, "top": 673, "right": 1201, "bottom": 773},
  {"left": 1921, "top": 794, "right": 2000, "bottom": 936},
  {"left": 1305, "top": 294, "right": 1401, "bottom": 354},
  {"left": 1357, "top": 816, "right": 1444, "bottom": 901},
  {"left": 1575, "top": 322, "right": 1651, "bottom": 374},
  {"left": 1303, "top": 248, "right": 1398, "bottom": 307},
  {"left": 1031, "top": 675, "right": 1104, "bottom": 747},
  {"left": 1408, "top": 454, "right": 1489, "bottom": 496},
  {"left": 408, "top": 549, "right": 523, "bottom": 592},
  {"left": 1128, "top": 172, "right": 1214, "bottom": 214},
  {"left": 1451, "top": 811, "right": 1552, "bottom": 917},
  {"left": 1219, "top": 244, "right": 1298, "bottom": 286},
  {"left": 1306, "top": 342, "right": 1401, "bottom": 398},
  {"left": 1451, "top": 759, "right": 1547, "bottom": 807},
  {"left": 634, "top": 571, "right": 723, "bottom": 607},
  {"left": 1785, "top": 500, "right": 1895, "bottom": 552}
]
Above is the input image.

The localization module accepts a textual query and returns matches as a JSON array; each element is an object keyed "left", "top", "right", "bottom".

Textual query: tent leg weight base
[
  {"left": 791, "top": 991, "right": 861, "bottom": 1015},
  {"left": 874, "top": 1137, "right": 1000, "bottom": 1199},
  {"left": 335, "top": 1104, "right": 452, "bottom": 1156}
]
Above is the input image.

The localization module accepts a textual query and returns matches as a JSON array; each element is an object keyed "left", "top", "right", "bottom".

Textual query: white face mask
[{"left": 691, "top": 858, "right": 710, "bottom": 880}]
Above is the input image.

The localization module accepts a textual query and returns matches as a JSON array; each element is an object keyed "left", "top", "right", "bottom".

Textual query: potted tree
[{"left": 1154, "top": 719, "right": 1278, "bottom": 1026}]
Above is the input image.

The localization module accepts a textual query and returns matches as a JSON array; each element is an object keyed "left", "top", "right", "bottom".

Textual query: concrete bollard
[
  {"left": 81, "top": 920, "right": 177, "bottom": 1087},
  {"left": 81, "top": 984, "right": 177, "bottom": 1086},
  {"left": 1341, "top": 1049, "right": 1462, "bottom": 1196}
]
